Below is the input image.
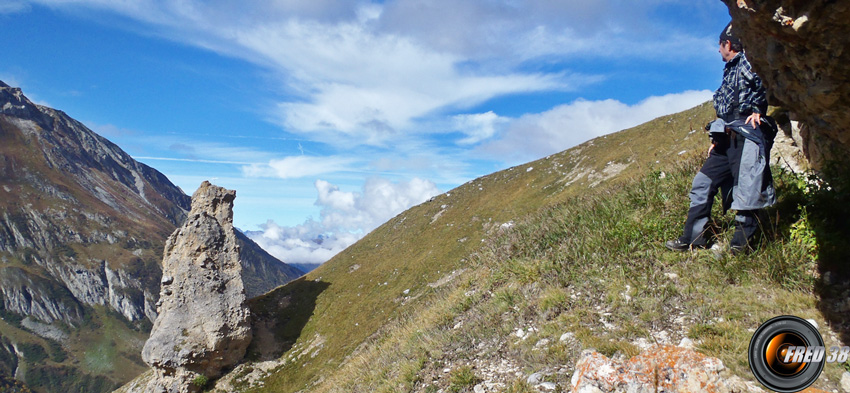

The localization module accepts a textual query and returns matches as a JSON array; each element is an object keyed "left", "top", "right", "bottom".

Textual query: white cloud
[
  {"left": 20, "top": 1, "right": 713, "bottom": 148},
  {"left": 250, "top": 19, "right": 568, "bottom": 145},
  {"left": 480, "top": 90, "right": 714, "bottom": 163},
  {"left": 246, "top": 177, "right": 440, "bottom": 264},
  {"left": 0, "top": 1, "right": 29, "bottom": 14},
  {"left": 241, "top": 156, "right": 358, "bottom": 179},
  {"left": 453, "top": 111, "right": 508, "bottom": 145},
  {"left": 376, "top": 0, "right": 712, "bottom": 61}
]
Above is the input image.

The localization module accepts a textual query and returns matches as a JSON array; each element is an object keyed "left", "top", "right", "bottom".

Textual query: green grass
[
  {"left": 278, "top": 156, "right": 847, "bottom": 392},
  {"left": 448, "top": 366, "right": 481, "bottom": 392}
]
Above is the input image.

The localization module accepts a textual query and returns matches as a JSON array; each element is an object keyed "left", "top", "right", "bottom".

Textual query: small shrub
[
  {"left": 191, "top": 374, "right": 209, "bottom": 389},
  {"left": 448, "top": 366, "right": 481, "bottom": 393},
  {"left": 789, "top": 207, "right": 818, "bottom": 260},
  {"left": 493, "top": 287, "right": 520, "bottom": 312},
  {"left": 47, "top": 340, "right": 68, "bottom": 363}
]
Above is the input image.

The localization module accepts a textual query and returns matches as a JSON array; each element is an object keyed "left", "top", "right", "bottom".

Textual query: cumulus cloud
[
  {"left": 480, "top": 90, "right": 714, "bottom": 163},
  {"left": 453, "top": 111, "right": 508, "bottom": 145},
  {"left": 246, "top": 177, "right": 440, "bottom": 264}
]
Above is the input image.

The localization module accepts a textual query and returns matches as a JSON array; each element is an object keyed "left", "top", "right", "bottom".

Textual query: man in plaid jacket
[{"left": 666, "top": 22, "right": 776, "bottom": 255}]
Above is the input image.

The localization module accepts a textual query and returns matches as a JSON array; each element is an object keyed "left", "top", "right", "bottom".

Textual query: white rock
[
  {"left": 527, "top": 372, "right": 544, "bottom": 385},
  {"left": 840, "top": 371, "right": 850, "bottom": 392},
  {"left": 806, "top": 319, "right": 819, "bottom": 330}
]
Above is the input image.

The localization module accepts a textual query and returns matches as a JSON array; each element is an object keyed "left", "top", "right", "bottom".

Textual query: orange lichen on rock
[{"left": 571, "top": 345, "right": 758, "bottom": 393}]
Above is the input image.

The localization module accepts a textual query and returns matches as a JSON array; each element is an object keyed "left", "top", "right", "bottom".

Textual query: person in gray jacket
[{"left": 666, "top": 22, "right": 776, "bottom": 254}]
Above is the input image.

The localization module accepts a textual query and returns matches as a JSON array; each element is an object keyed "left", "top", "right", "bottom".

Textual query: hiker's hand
[
  {"left": 746, "top": 113, "right": 762, "bottom": 128},
  {"left": 707, "top": 142, "right": 715, "bottom": 157}
]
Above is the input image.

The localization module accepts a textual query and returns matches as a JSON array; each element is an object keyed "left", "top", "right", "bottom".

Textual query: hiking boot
[
  {"left": 665, "top": 239, "right": 708, "bottom": 252},
  {"left": 666, "top": 239, "right": 690, "bottom": 251}
]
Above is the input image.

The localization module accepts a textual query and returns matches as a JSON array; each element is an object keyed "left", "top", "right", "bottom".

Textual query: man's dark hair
[
  {"left": 720, "top": 22, "right": 744, "bottom": 52},
  {"left": 721, "top": 39, "right": 744, "bottom": 53}
]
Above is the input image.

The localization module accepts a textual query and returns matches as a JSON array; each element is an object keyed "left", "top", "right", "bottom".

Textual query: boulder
[{"left": 570, "top": 345, "right": 760, "bottom": 393}]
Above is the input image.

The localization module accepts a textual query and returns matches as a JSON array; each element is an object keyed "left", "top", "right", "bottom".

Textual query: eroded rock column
[{"left": 140, "top": 181, "right": 252, "bottom": 393}]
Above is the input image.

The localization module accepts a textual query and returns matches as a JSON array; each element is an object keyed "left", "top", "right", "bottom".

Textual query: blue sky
[{"left": 1, "top": 0, "right": 730, "bottom": 265}]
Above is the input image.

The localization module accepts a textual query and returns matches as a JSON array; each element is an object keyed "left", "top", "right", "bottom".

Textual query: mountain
[{"left": 0, "top": 81, "right": 301, "bottom": 393}]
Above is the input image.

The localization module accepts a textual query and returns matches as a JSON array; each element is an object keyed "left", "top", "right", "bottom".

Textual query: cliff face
[
  {"left": 1, "top": 82, "right": 189, "bottom": 327},
  {"left": 139, "top": 182, "right": 252, "bottom": 393},
  {"left": 722, "top": 0, "right": 850, "bottom": 170}
]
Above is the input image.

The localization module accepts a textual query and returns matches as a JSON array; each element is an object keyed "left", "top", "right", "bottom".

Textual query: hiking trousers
[{"left": 679, "top": 132, "right": 760, "bottom": 248}]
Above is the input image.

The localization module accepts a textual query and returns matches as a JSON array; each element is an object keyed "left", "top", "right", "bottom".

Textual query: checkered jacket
[{"left": 713, "top": 52, "right": 767, "bottom": 121}]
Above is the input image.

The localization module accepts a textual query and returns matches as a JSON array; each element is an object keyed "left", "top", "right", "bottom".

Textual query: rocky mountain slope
[
  {"left": 113, "top": 100, "right": 819, "bottom": 393},
  {"left": 0, "top": 81, "right": 301, "bottom": 393}
]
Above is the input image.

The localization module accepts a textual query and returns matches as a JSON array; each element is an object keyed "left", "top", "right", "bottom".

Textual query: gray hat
[{"left": 720, "top": 22, "right": 742, "bottom": 46}]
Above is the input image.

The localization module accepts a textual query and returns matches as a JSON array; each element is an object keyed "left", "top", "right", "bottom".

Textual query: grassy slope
[
  {"left": 306, "top": 157, "right": 849, "bottom": 393},
  {"left": 222, "top": 102, "right": 712, "bottom": 391},
  {"left": 0, "top": 307, "right": 149, "bottom": 393},
  {"left": 219, "top": 100, "right": 848, "bottom": 392}
]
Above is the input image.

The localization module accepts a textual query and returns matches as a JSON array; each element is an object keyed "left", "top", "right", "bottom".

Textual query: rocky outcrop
[
  {"left": 570, "top": 345, "right": 766, "bottom": 393},
  {"left": 139, "top": 182, "right": 252, "bottom": 393},
  {"left": 0, "top": 267, "right": 84, "bottom": 325},
  {"left": 722, "top": 0, "right": 850, "bottom": 170},
  {"left": 769, "top": 110, "right": 808, "bottom": 173}
]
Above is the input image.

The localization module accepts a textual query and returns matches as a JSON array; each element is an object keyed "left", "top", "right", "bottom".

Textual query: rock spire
[{"left": 139, "top": 181, "right": 252, "bottom": 393}]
